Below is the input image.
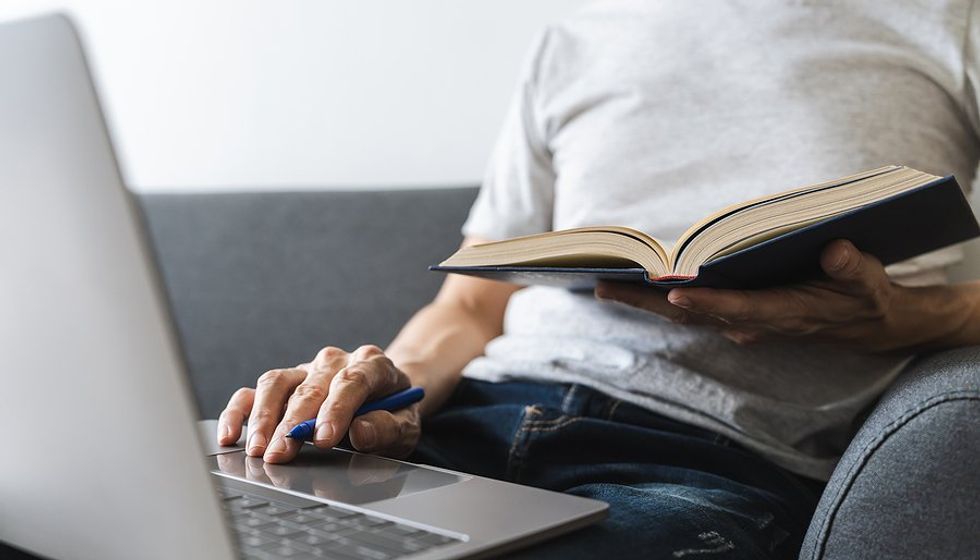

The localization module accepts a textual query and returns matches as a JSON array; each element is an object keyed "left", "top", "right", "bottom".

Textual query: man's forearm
[{"left": 385, "top": 300, "right": 501, "bottom": 416}]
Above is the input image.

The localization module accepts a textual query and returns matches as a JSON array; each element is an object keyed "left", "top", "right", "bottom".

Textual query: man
[{"left": 216, "top": 2, "right": 980, "bottom": 557}]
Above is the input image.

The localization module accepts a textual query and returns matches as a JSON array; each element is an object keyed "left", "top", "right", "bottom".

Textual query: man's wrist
[
  {"left": 388, "top": 357, "right": 453, "bottom": 417},
  {"left": 932, "top": 282, "right": 980, "bottom": 348},
  {"left": 887, "top": 282, "right": 980, "bottom": 352}
]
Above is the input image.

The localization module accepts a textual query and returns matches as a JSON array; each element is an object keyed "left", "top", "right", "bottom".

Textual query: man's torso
[{"left": 462, "top": 0, "right": 980, "bottom": 479}]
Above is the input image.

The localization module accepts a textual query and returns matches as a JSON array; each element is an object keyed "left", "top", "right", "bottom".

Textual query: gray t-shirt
[{"left": 460, "top": 0, "right": 980, "bottom": 480}]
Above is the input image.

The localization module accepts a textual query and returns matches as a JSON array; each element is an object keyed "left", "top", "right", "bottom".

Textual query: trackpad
[{"left": 207, "top": 445, "right": 466, "bottom": 505}]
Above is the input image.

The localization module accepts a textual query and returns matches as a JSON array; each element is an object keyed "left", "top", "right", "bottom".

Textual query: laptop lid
[{"left": 0, "top": 13, "right": 236, "bottom": 560}]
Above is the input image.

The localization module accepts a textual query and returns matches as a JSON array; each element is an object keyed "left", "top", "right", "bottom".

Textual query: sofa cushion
[
  {"left": 800, "top": 346, "right": 980, "bottom": 559},
  {"left": 138, "top": 187, "right": 478, "bottom": 418}
]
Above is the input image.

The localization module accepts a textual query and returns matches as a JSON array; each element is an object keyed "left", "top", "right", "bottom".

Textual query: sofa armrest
[{"left": 800, "top": 346, "right": 980, "bottom": 559}]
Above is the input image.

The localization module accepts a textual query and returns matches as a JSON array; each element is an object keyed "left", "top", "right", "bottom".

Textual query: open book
[{"left": 432, "top": 166, "right": 980, "bottom": 289}]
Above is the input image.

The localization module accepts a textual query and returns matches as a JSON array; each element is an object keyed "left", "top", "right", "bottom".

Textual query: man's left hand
[{"left": 595, "top": 239, "right": 959, "bottom": 352}]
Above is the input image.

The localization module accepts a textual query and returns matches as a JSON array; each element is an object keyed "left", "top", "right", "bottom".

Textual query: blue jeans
[{"left": 410, "top": 379, "right": 823, "bottom": 559}]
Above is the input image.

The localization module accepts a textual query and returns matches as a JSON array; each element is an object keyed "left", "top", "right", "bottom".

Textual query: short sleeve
[
  {"left": 895, "top": 6, "right": 980, "bottom": 286},
  {"left": 461, "top": 29, "right": 556, "bottom": 240}
]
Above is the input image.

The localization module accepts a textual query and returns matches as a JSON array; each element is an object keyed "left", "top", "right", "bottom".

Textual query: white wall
[
  {"left": 0, "top": 0, "right": 590, "bottom": 192},
  {"left": 3, "top": 1, "right": 979, "bottom": 278}
]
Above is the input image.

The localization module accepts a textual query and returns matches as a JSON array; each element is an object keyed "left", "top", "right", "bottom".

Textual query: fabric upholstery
[
  {"left": 800, "top": 346, "right": 980, "bottom": 559},
  {"left": 137, "top": 188, "right": 478, "bottom": 418}
]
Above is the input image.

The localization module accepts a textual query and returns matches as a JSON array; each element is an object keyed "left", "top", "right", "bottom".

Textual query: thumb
[{"left": 820, "top": 239, "right": 881, "bottom": 284}]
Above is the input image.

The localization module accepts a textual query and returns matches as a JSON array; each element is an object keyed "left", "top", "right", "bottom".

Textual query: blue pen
[{"left": 284, "top": 386, "right": 425, "bottom": 441}]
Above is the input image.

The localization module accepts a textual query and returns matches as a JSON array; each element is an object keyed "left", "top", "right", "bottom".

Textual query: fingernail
[
  {"left": 314, "top": 422, "right": 333, "bottom": 444},
  {"left": 220, "top": 423, "right": 232, "bottom": 442},
  {"left": 669, "top": 294, "right": 692, "bottom": 308},
  {"left": 265, "top": 436, "right": 287, "bottom": 457},
  {"left": 356, "top": 420, "right": 376, "bottom": 448},
  {"left": 247, "top": 432, "right": 267, "bottom": 455},
  {"left": 832, "top": 252, "right": 848, "bottom": 270}
]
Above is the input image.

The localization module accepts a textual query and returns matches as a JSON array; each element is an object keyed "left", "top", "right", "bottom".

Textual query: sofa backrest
[{"left": 138, "top": 187, "right": 478, "bottom": 418}]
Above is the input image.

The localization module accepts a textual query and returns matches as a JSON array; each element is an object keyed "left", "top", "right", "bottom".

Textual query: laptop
[{"left": 0, "top": 13, "right": 607, "bottom": 560}]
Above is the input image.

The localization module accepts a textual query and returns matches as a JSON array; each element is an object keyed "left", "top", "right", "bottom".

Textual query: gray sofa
[{"left": 136, "top": 187, "right": 979, "bottom": 559}]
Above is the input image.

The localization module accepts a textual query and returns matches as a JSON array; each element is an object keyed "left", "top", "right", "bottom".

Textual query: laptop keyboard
[{"left": 217, "top": 483, "right": 461, "bottom": 559}]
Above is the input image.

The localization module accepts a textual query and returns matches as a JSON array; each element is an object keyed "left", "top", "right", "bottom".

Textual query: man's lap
[{"left": 409, "top": 378, "right": 822, "bottom": 559}]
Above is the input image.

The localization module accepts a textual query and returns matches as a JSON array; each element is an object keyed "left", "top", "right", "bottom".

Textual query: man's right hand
[{"left": 216, "top": 344, "right": 422, "bottom": 464}]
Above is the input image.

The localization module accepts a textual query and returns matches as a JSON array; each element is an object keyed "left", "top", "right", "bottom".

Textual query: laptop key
[
  {"left": 315, "top": 547, "right": 362, "bottom": 560},
  {"left": 237, "top": 533, "right": 274, "bottom": 548},
  {"left": 276, "top": 510, "right": 320, "bottom": 524},
  {"left": 219, "top": 487, "right": 246, "bottom": 500},
  {"left": 251, "top": 504, "right": 291, "bottom": 516},
  {"left": 344, "top": 531, "right": 415, "bottom": 555},
  {"left": 226, "top": 497, "right": 269, "bottom": 511},
  {"left": 385, "top": 524, "right": 425, "bottom": 537},
  {"left": 327, "top": 539, "right": 392, "bottom": 560},
  {"left": 230, "top": 509, "right": 270, "bottom": 520},
  {"left": 305, "top": 504, "right": 360, "bottom": 519},
  {"left": 262, "top": 523, "right": 306, "bottom": 538},
  {"left": 344, "top": 517, "right": 393, "bottom": 532},
  {"left": 275, "top": 536, "right": 320, "bottom": 554},
  {"left": 257, "top": 542, "right": 316, "bottom": 558},
  {"left": 238, "top": 514, "right": 278, "bottom": 529},
  {"left": 290, "top": 538, "right": 362, "bottom": 560},
  {"left": 238, "top": 517, "right": 278, "bottom": 531},
  {"left": 225, "top": 486, "right": 461, "bottom": 559},
  {"left": 306, "top": 521, "right": 358, "bottom": 536},
  {"left": 295, "top": 531, "right": 337, "bottom": 548},
  {"left": 354, "top": 546, "right": 392, "bottom": 560},
  {"left": 233, "top": 522, "right": 264, "bottom": 534}
]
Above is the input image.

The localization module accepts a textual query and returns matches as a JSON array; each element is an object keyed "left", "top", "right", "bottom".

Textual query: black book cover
[{"left": 430, "top": 175, "right": 979, "bottom": 291}]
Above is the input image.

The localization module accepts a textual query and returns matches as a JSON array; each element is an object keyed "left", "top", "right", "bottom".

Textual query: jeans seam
[
  {"left": 561, "top": 384, "right": 578, "bottom": 414},
  {"left": 507, "top": 411, "right": 585, "bottom": 484},
  {"left": 523, "top": 416, "right": 583, "bottom": 433},
  {"left": 512, "top": 416, "right": 584, "bottom": 484},
  {"left": 506, "top": 404, "right": 542, "bottom": 482},
  {"left": 522, "top": 416, "right": 578, "bottom": 427},
  {"left": 606, "top": 399, "right": 623, "bottom": 421}
]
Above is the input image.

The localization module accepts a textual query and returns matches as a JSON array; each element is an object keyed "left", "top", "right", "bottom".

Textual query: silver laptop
[{"left": 0, "top": 13, "right": 607, "bottom": 560}]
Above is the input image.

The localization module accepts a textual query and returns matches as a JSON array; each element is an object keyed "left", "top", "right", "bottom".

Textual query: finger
[
  {"left": 264, "top": 367, "right": 337, "bottom": 463},
  {"left": 350, "top": 344, "right": 385, "bottom": 362},
  {"left": 596, "top": 281, "right": 723, "bottom": 326},
  {"left": 310, "top": 346, "right": 349, "bottom": 371},
  {"left": 820, "top": 239, "right": 886, "bottom": 291},
  {"left": 217, "top": 387, "right": 254, "bottom": 446},
  {"left": 672, "top": 284, "right": 879, "bottom": 336},
  {"left": 315, "top": 353, "right": 409, "bottom": 449},
  {"left": 263, "top": 347, "right": 351, "bottom": 462},
  {"left": 668, "top": 287, "right": 814, "bottom": 329},
  {"left": 349, "top": 407, "right": 420, "bottom": 458},
  {"left": 245, "top": 368, "right": 305, "bottom": 457}
]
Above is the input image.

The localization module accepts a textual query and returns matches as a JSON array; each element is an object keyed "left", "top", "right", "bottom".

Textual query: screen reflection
[{"left": 209, "top": 444, "right": 464, "bottom": 505}]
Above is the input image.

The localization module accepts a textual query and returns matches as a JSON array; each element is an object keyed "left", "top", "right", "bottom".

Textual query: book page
[
  {"left": 444, "top": 226, "right": 671, "bottom": 276},
  {"left": 667, "top": 165, "right": 901, "bottom": 269}
]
